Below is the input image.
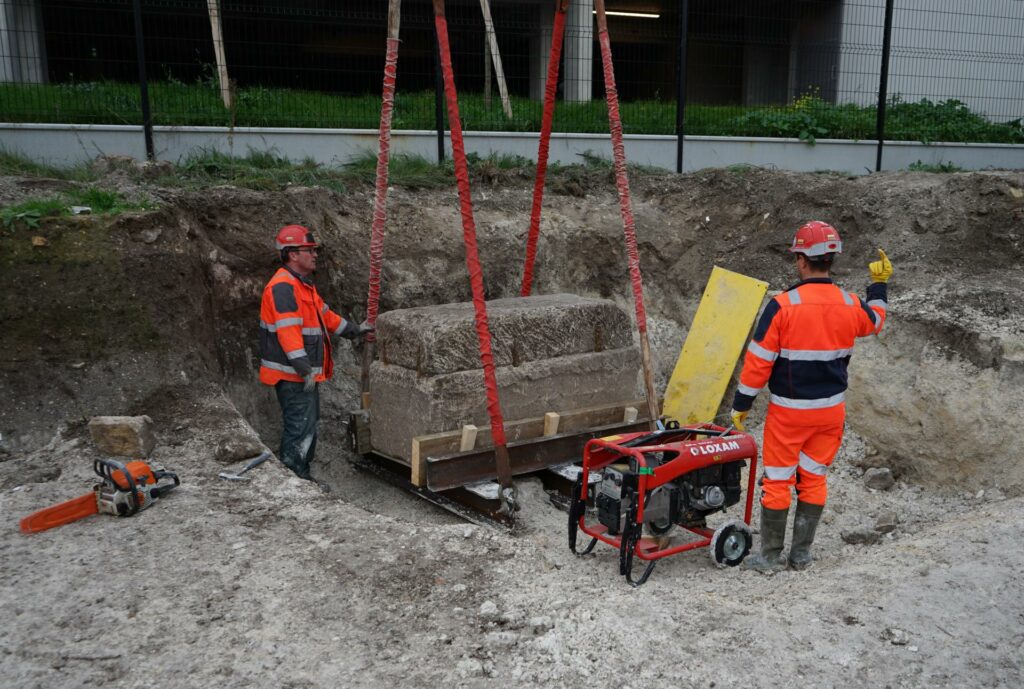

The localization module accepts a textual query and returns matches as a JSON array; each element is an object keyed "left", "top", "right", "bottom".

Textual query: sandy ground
[
  {"left": 2, "top": 407, "right": 1023, "bottom": 689},
  {"left": 2, "top": 164, "right": 1023, "bottom": 687}
]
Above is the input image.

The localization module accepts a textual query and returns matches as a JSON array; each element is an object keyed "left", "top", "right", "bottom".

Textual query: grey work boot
[
  {"left": 788, "top": 501, "right": 824, "bottom": 571},
  {"left": 743, "top": 506, "right": 789, "bottom": 573}
]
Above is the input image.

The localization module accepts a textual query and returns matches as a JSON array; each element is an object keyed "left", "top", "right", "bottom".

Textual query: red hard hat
[
  {"left": 275, "top": 224, "right": 318, "bottom": 250},
  {"left": 789, "top": 221, "right": 842, "bottom": 257}
]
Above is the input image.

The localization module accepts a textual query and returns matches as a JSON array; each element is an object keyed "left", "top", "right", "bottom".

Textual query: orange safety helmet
[
  {"left": 275, "top": 224, "right": 318, "bottom": 251},
  {"left": 788, "top": 220, "right": 842, "bottom": 257}
]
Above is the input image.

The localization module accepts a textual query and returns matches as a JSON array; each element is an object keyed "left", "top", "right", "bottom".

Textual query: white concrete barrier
[{"left": 1, "top": 122, "right": 1021, "bottom": 174}]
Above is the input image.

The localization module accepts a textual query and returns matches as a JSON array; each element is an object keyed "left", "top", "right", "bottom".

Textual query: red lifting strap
[
  {"left": 595, "top": 0, "right": 660, "bottom": 427},
  {"left": 364, "top": 12, "right": 401, "bottom": 343},
  {"left": 519, "top": 0, "right": 569, "bottom": 297},
  {"left": 433, "top": 2, "right": 511, "bottom": 477}
]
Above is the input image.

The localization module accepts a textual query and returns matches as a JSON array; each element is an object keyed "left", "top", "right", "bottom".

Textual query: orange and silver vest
[
  {"left": 733, "top": 278, "right": 887, "bottom": 425},
  {"left": 258, "top": 267, "right": 349, "bottom": 385}
]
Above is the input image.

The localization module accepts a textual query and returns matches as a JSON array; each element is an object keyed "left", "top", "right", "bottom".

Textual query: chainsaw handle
[{"left": 149, "top": 470, "right": 180, "bottom": 499}]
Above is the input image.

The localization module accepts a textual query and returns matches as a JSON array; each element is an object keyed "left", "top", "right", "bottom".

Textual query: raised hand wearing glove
[
  {"left": 730, "top": 409, "right": 749, "bottom": 432},
  {"left": 357, "top": 320, "right": 375, "bottom": 336},
  {"left": 303, "top": 371, "right": 316, "bottom": 392},
  {"left": 868, "top": 248, "right": 893, "bottom": 283}
]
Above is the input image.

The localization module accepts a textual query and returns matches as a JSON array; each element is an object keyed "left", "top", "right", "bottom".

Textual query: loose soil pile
[{"left": 1, "top": 162, "right": 1022, "bottom": 688}]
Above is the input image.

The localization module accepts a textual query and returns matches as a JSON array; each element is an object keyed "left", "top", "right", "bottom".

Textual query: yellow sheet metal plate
[{"left": 662, "top": 266, "right": 769, "bottom": 425}]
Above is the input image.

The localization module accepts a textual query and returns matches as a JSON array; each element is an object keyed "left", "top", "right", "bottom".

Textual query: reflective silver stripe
[
  {"left": 769, "top": 392, "right": 846, "bottom": 409},
  {"left": 261, "top": 317, "right": 305, "bottom": 332},
  {"left": 779, "top": 348, "right": 853, "bottom": 361},
  {"left": 799, "top": 451, "right": 830, "bottom": 476},
  {"left": 334, "top": 319, "right": 348, "bottom": 336},
  {"left": 321, "top": 304, "right": 329, "bottom": 313},
  {"left": 763, "top": 464, "right": 798, "bottom": 480},
  {"left": 301, "top": 327, "right": 321, "bottom": 336},
  {"left": 737, "top": 383, "right": 763, "bottom": 397},
  {"left": 788, "top": 289, "right": 802, "bottom": 305},
  {"left": 748, "top": 341, "right": 779, "bottom": 362},
  {"left": 842, "top": 291, "right": 854, "bottom": 306},
  {"left": 285, "top": 348, "right": 308, "bottom": 360},
  {"left": 867, "top": 299, "right": 888, "bottom": 310},
  {"left": 260, "top": 360, "right": 323, "bottom": 375}
]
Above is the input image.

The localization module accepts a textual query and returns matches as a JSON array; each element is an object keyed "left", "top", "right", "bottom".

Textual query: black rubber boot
[
  {"left": 743, "top": 506, "right": 789, "bottom": 573},
  {"left": 788, "top": 501, "right": 824, "bottom": 571}
]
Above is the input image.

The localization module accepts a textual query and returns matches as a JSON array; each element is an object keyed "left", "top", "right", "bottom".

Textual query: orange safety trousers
[{"left": 761, "top": 406, "right": 845, "bottom": 510}]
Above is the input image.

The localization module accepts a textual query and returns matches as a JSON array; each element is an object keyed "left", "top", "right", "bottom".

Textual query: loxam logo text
[{"left": 689, "top": 440, "right": 741, "bottom": 457}]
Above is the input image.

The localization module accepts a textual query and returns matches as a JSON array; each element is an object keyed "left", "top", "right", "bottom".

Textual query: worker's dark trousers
[{"left": 274, "top": 380, "right": 319, "bottom": 481}]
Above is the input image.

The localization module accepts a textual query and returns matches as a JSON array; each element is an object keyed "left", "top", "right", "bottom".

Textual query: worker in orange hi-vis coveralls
[
  {"left": 730, "top": 221, "right": 892, "bottom": 572},
  {"left": 259, "top": 225, "right": 373, "bottom": 481}
]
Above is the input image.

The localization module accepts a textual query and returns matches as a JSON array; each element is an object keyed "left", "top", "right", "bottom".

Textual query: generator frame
[{"left": 569, "top": 423, "right": 759, "bottom": 586}]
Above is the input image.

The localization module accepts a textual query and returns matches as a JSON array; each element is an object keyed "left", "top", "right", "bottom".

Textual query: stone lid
[{"left": 376, "top": 293, "right": 634, "bottom": 375}]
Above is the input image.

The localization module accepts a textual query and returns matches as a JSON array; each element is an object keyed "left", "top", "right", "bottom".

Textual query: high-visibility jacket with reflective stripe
[
  {"left": 258, "top": 267, "right": 350, "bottom": 385},
  {"left": 733, "top": 277, "right": 887, "bottom": 424}
]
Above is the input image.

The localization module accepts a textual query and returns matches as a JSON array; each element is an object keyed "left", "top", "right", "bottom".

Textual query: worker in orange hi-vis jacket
[
  {"left": 259, "top": 225, "right": 373, "bottom": 481},
  {"left": 730, "top": 221, "right": 892, "bottom": 572}
]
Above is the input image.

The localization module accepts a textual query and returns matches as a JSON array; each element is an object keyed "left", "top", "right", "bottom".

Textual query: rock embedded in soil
[
  {"left": 874, "top": 510, "right": 899, "bottom": 534},
  {"left": 87, "top": 415, "right": 156, "bottom": 458},
  {"left": 841, "top": 528, "right": 882, "bottom": 545},
  {"left": 864, "top": 467, "right": 896, "bottom": 491}
]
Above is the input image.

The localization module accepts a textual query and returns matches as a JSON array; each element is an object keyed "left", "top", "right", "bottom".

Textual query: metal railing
[{"left": 2, "top": 0, "right": 1022, "bottom": 168}]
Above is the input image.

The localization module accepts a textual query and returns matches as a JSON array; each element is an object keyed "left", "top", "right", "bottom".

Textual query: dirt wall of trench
[{"left": 1, "top": 166, "right": 1022, "bottom": 492}]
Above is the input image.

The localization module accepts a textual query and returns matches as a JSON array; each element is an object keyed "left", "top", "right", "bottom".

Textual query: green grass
[
  {"left": 907, "top": 160, "right": 964, "bottom": 173},
  {"left": 1, "top": 187, "right": 151, "bottom": 230},
  {"left": 3, "top": 81, "right": 1022, "bottom": 144}
]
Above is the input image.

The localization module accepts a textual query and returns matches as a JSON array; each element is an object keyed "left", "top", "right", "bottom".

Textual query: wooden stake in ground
[
  {"left": 479, "top": 0, "right": 512, "bottom": 119},
  {"left": 206, "top": 0, "right": 232, "bottom": 110}
]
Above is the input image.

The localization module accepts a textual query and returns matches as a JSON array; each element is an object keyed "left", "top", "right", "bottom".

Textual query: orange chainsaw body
[{"left": 19, "top": 458, "right": 178, "bottom": 534}]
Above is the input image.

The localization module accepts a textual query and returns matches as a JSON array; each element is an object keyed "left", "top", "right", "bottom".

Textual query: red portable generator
[{"left": 568, "top": 423, "right": 758, "bottom": 586}]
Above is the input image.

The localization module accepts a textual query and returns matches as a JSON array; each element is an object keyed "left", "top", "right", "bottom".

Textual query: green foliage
[
  {"left": 0, "top": 189, "right": 147, "bottom": 230},
  {"left": 3, "top": 82, "right": 1022, "bottom": 145},
  {"left": 907, "top": 159, "right": 964, "bottom": 173}
]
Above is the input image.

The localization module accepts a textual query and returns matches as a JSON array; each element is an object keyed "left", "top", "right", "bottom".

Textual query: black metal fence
[{"left": 2, "top": 0, "right": 1023, "bottom": 148}]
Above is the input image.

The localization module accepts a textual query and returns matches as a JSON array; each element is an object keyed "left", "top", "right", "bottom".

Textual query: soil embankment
[{"left": 1, "top": 164, "right": 1022, "bottom": 687}]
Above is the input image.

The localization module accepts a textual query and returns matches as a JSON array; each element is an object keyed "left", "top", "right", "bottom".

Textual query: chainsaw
[{"left": 19, "top": 458, "right": 180, "bottom": 534}]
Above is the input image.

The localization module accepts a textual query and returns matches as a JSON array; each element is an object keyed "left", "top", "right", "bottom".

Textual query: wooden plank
[
  {"left": 459, "top": 424, "right": 478, "bottom": 452},
  {"left": 478, "top": 0, "right": 512, "bottom": 119},
  {"left": 206, "top": 0, "right": 233, "bottom": 109},
  {"left": 543, "top": 412, "right": 560, "bottom": 437},
  {"left": 425, "top": 419, "right": 650, "bottom": 491},
  {"left": 407, "top": 398, "right": 648, "bottom": 487}
]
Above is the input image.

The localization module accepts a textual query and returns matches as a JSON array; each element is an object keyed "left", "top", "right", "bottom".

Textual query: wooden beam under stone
[
  {"left": 425, "top": 419, "right": 651, "bottom": 492},
  {"left": 409, "top": 399, "right": 649, "bottom": 487}
]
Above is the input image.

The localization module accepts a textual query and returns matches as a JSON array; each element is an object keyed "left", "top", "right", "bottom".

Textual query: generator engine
[{"left": 596, "top": 457, "right": 744, "bottom": 535}]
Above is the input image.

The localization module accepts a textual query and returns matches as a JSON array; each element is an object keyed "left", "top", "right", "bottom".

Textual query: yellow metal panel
[{"left": 663, "top": 266, "right": 769, "bottom": 425}]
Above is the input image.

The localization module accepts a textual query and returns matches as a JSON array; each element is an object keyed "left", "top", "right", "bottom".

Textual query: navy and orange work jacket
[
  {"left": 258, "top": 266, "right": 355, "bottom": 385},
  {"left": 732, "top": 278, "right": 887, "bottom": 425}
]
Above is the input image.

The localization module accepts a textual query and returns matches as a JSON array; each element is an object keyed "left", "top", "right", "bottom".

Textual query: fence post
[
  {"left": 434, "top": 32, "right": 445, "bottom": 163},
  {"left": 131, "top": 0, "right": 155, "bottom": 161},
  {"left": 675, "top": 0, "right": 689, "bottom": 174},
  {"left": 875, "top": 0, "right": 895, "bottom": 172}
]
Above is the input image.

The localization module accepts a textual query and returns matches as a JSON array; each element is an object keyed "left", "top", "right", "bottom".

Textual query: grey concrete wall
[
  {"left": 838, "top": 0, "right": 1024, "bottom": 121},
  {"left": 0, "top": 0, "right": 46, "bottom": 83},
  {"left": 1, "top": 123, "right": 1022, "bottom": 174}
]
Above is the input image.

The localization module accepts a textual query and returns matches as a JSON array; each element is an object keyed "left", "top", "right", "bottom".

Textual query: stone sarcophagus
[{"left": 368, "top": 294, "right": 641, "bottom": 462}]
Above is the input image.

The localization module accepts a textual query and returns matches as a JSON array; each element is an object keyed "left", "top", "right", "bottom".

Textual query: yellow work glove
[
  {"left": 869, "top": 248, "right": 893, "bottom": 283},
  {"left": 730, "top": 409, "right": 749, "bottom": 432}
]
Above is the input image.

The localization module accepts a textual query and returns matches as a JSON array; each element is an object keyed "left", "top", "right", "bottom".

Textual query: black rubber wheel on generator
[{"left": 711, "top": 521, "right": 753, "bottom": 567}]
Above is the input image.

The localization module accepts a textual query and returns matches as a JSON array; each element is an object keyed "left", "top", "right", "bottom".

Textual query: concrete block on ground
[
  {"left": 376, "top": 293, "right": 633, "bottom": 376},
  {"left": 87, "top": 415, "right": 156, "bottom": 458}
]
